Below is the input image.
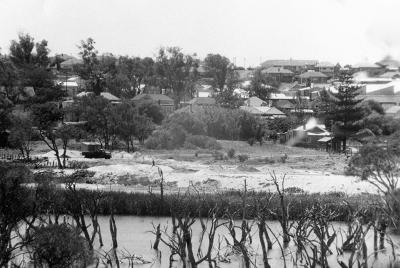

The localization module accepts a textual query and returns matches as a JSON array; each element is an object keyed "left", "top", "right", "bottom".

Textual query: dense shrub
[
  {"left": 183, "top": 141, "right": 198, "bottom": 149},
  {"left": 264, "top": 157, "right": 276, "bottom": 164},
  {"left": 227, "top": 148, "right": 235, "bottom": 158},
  {"left": 26, "top": 188, "right": 381, "bottom": 222},
  {"left": 248, "top": 137, "right": 255, "bottom": 146},
  {"left": 31, "top": 224, "right": 92, "bottom": 267},
  {"left": 213, "top": 151, "right": 224, "bottom": 160},
  {"left": 145, "top": 124, "right": 186, "bottom": 149},
  {"left": 185, "top": 135, "right": 222, "bottom": 150},
  {"left": 164, "top": 112, "right": 207, "bottom": 135},
  {"left": 238, "top": 154, "right": 249, "bottom": 162},
  {"left": 144, "top": 129, "right": 170, "bottom": 149}
]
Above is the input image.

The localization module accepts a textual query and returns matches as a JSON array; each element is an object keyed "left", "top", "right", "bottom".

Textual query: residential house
[
  {"left": 189, "top": 97, "right": 216, "bottom": 106},
  {"left": 315, "top": 62, "right": 335, "bottom": 77},
  {"left": 77, "top": 91, "right": 121, "bottom": 103},
  {"left": 233, "top": 88, "right": 249, "bottom": 99},
  {"left": 298, "top": 71, "right": 328, "bottom": 84},
  {"left": 351, "top": 62, "right": 383, "bottom": 76},
  {"left": 376, "top": 56, "right": 400, "bottom": 71},
  {"left": 274, "top": 99, "right": 295, "bottom": 114},
  {"left": 132, "top": 93, "right": 175, "bottom": 114},
  {"left": 385, "top": 106, "right": 400, "bottom": 119},
  {"left": 246, "top": 96, "right": 268, "bottom": 107},
  {"left": 261, "top": 67, "right": 294, "bottom": 83},
  {"left": 60, "top": 81, "right": 79, "bottom": 98},
  {"left": 361, "top": 95, "right": 400, "bottom": 110},
  {"left": 236, "top": 69, "right": 254, "bottom": 81},
  {"left": 379, "top": 71, "right": 400, "bottom": 79},
  {"left": 280, "top": 123, "right": 331, "bottom": 148},
  {"left": 261, "top": 59, "right": 318, "bottom": 74},
  {"left": 240, "top": 105, "right": 286, "bottom": 120},
  {"left": 195, "top": 84, "right": 214, "bottom": 98}
]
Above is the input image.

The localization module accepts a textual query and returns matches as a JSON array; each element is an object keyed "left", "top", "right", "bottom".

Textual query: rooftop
[
  {"left": 76, "top": 91, "right": 120, "bottom": 101},
  {"left": 262, "top": 66, "right": 293, "bottom": 74},
  {"left": 132, "top": 93, "right": 174, "bottom": 103},
  {"left": 298, "top": 71, "right": 328, "bottom": 79},
  {"left": 189, "top": 97, "right": 216, "bottom": 105},
  {"left": 261, "top": 59, "right": 318, "bottom": 68}
]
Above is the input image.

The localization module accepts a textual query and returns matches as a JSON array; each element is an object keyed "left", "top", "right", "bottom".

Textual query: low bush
[
  {"left": 145, "top": 125, "right": 186, "bottom": 149},
  {"left": 227, "top": 148, "right": 235, "bottom": 158},
  {"left": 183, "top": 141, "right": 198, "bottom": 149},
  {"left": 67, "top": 161, "right": 89, "bottom": 169},
  {"left": 185, "top": 135, "right": 221, "bottom": 150},
  {"left": 238, "top": 154, "right": 249, "bottom": 162},
  {"left": 213, "top": 151, "right": 224, "bottom": 160},
  {"left": 248, "top": 137, "right": 255, "bottom": 146},
  {"left": 280, "top": 153, "right": 288, "bottom": 163},
  {"left": 264, "top": 157, "right": 276, "bottom": 164}
]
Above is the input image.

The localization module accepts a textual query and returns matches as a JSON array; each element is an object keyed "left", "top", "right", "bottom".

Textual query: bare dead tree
[
  {"left": 223, "top": 180, "right": 256, "bottom": 268},
  {"left": 109, "top": 209, "right": 120, "bottom": 268},
  {"left": 253, "top": 192, "right": 274, "bottom": 268},
  {"left": 64, "top": 179, "right": 104, "bottom": 250},
  {"left": 268, "top": 171, "right": 291, "bottom": 246},
  {"left": 155, "top": 189, "right": 226, "bottom": 268}
]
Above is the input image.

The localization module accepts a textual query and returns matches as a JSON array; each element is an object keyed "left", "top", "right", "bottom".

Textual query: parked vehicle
[{"left": 81, "top": 142, "right": 111, "bottom": 159}]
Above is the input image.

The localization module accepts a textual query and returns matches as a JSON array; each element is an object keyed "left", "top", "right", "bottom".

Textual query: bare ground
[{"left": 18, "top": 139, "right": 377, "bottom": 194}]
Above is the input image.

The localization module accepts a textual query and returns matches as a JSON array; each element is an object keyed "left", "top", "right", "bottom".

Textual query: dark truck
[{"left": 81, "top": 142, "right": 111, "bottom": 159}]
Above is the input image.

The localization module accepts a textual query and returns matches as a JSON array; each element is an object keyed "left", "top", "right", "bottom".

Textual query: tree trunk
[
  {"left": 153, "top": 224, "right": 161, "bottom": 250},
  {"left": 258, "top": 222, "right": 271, "bottom": 268},
  {"left": 342, "top": 137, "right": 347, "bottom": 152},
  {"left": 54, "top": 147, "right": 63, "bottom": 169}
]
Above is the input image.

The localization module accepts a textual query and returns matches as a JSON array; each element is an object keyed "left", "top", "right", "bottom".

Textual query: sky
[{"left": 1, "top": 0, "right": 400, "bottom": 67}]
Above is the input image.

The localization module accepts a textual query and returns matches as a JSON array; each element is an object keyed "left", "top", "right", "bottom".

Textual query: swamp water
[{"left": 83, "top": 216, "right": 400, "bottom": 268}]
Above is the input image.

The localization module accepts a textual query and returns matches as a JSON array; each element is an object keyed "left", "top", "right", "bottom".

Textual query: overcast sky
[{"left": 1, "top": 0, "right": 399, "bottom": 67}]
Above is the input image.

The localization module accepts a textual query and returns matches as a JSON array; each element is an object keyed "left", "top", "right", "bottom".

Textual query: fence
[{"left": 0, "top": 154, "right": 86, "bottom": 169}]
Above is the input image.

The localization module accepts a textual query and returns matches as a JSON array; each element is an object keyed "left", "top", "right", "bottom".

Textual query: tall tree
[
  {"left": 8, "top": 116, "right": 35, "bottom": 160},
  {"left": 329, "top": 80, "right": 363, "bottom": 151},
  {"left": 203, "top": 53, "right": 230, "bottom": 90},
  {"left": 9, "top": 33, "right": 53, "bottom": 86},
  {"left": 215, "top": 69, "right": 243, "bottom": 108},
  {"left": 31, "top": 103, "right": 64, "bottom": 168},
  {"left": 116, "top": 56, "right": 155, "bottom": 98},
  {"left": 76, "top": 38, "right": 105, "bottom": 95},
  {"left": 0, "top": 163, "right": 33, "bottom": 267},
  {"left": 155, "top": 47, "right": 199, "bottom": 108},
  {"left": 249, "top": 68, "right": 275, "bottom": 100},
  {"left": 0, "top": 56, "right": 19, "bottom": 103},
  {"left": 77, "top": 95, "right": 116, "bottom": 149}
]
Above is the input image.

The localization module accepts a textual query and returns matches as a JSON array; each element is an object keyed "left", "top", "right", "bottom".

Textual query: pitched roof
[
  {"left": 189, "top": 97, "right": 216, "bottom": 105},
  {"left": 275, "top": 99, "right": 295, "bottom": 109},
  {"left": 60, "top": 81, "right": 78, "bottom": 87},
  {"left": 316, "top": 62, "right": 335, "bottom": 68},
  {"left": 376, "top": 56, "right": 400, "bottom": 69},
  {"left": 132, "top": 93, "right": 174, "bottom": 104},
  {"left": 240, "top": 106, "right": 285, "bottom": 116},
  {"left": 269, "top": 93, "right": 293, "bottom": 100},
  {"left": 261, "top": 59, "right": 318, "bottom": 68},
  {"left": 261, "top": 67, "right": 293, "bottom": 74},
  {"left": 360, "top": 95, "right": 400, "bottom": 104},
  {"left": 298, "top": 71, "right": 328, "bottom": 79},
  {"left": 379, "top": 71, "right": 400, "bottom": 79},
  {"left": 247, "top": 96, "right": 268, "bottom": 107},
  {"left": 385, "top": 105, "right": 400, "bottom": 115},
  {"left": 236, "top": 70, "right": 254, "bottom": 80},
  {"left": 60, "top": 58, "right": 83, "bottom": 68},
  {"left": 76, "top": 91, "right": 120, "bottom": 101},
  {"left": 352, "top": 62, "right": 380, "bottom": 68}
]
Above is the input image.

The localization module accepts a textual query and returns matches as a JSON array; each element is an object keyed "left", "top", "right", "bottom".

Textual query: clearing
[{"left": 22, "top": 139, "right": 377, "bottom": 194}]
